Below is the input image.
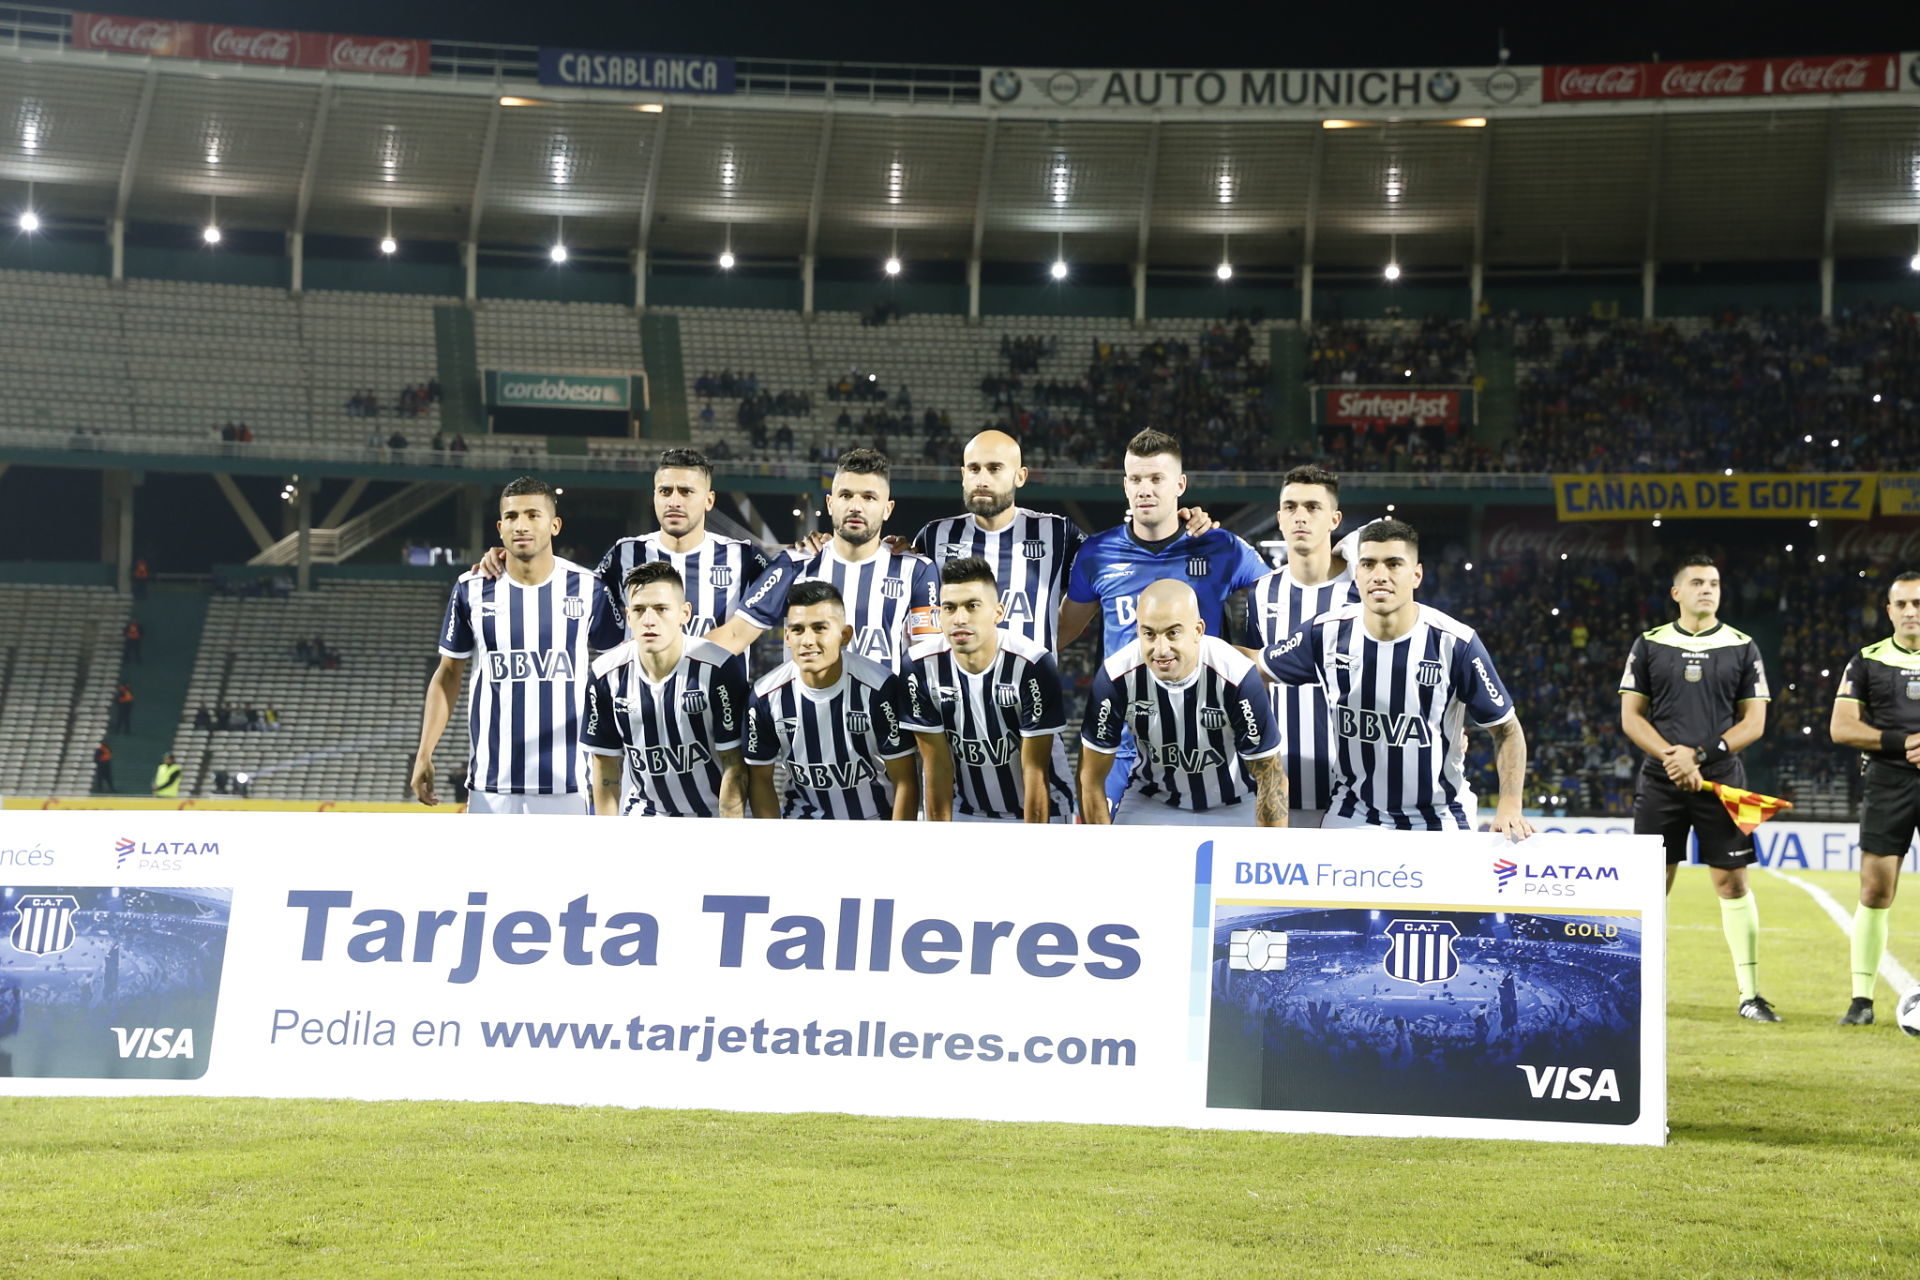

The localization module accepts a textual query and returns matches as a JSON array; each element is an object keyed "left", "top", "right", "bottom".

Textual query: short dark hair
[
  {"left": 836, "top": 447, "right": 890, "bottom": 480},
  {"left": 500, "top": 475, "right": 558, "bottom": 511},
  {"left": 786, "top": 580, "right": 846, "bottom": 615},
  {"left": 656, "top": 448, "right": 712, "bottom": 482},
  {"left": 1357, "top": 517, "right": 1419, "bottom": 552},
  {"left": 1282, "top": 464, "right": 1341, "bottom": 501},
  {"left": 941, "top": 556, "right": 999, "bottom": 592},
  {"left": 1673, "top": 553, "right": 1716, "bottom": 582},
  {"left": 1890, "top": 570, "right": 1920, "bottom": 600},
  {"left": 623, "top": 562, "right": 685, "bottom": 599},
  {"left": 1125, "top": 429, "right": 1181, "bottom": 465}
]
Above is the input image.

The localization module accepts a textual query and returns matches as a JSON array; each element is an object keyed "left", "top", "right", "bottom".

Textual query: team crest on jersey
[
  {"left": 1187, "top": 557, "right": 1210, "bottom": 577},
  {"left": 847, "top": 711, "right": 872, "bottom": 734},
  {"left": 1416, "top": 660, "right": 1445, "bottom": 687},
  {"left": 1906, "top": 676, "right": 1920, "bottom": 701},
  {"left": 1382, "top": 919, "right": 1460, "bottom": 985},
  {"left": 682, "top": 690, "right": 708, "bottom": 715},
  {"left": 942, "top": 542, "right": 968, "bottom": 559},
  {"left": 1020, "top": 540, "right": 1046, "bottom": 560},
  {"left": 1684, "top": 659, "right": 1704, "bottom": 683},
  {"left": 1200, "top": 706, "right": 1228, "bottom": 730},
  {"left": 562, "top": 595, "right": 587, "bottom": 620},
  {"left": 708, "top": 566, "right": 733, "bottom": 589},
  {"left": 9, "top": 894, "right": 78, "bottom": 957},
  {"left": 994, "top": 683, "right": 1020, "bottom": 708},
  {"left": 881, "top": 578, "right": 907, "bottom": 600}
]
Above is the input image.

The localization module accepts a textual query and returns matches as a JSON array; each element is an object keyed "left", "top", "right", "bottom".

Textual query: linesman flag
[{"left": 1698, "top": 780, "right": 1794, "bottom": 835}]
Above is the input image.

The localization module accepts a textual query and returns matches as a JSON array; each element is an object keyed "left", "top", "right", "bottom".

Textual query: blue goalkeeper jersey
[{"left": 1066, "top": 525, "right": 1271, "bottom": 657}]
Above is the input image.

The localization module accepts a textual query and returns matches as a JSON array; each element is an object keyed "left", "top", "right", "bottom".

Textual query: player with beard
[{"left": 711, "top": 448, "right": 937, "bottom": 672}]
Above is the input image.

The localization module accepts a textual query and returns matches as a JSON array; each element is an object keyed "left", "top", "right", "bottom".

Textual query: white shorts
[
  {"left": 1321, "top": 804, "right": 1475, "bottom": 831},
  {"left": 1114, "top": 802, "right": 1257, "bottom": 828},
  {"left": 466, "top": 791, "right": 589, "bottom": 816}
]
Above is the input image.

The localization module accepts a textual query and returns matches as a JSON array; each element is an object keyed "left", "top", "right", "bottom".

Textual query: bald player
[
  {"left": 911, "top": 430, "right": 1086, "bottom": 651},
  {"left": 1079, "top": 580, "right": 1287, "bottom": 827}
]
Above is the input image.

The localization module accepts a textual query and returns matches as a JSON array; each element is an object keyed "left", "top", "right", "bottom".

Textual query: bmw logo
[
  {"left": 1427, "top": 70, "right": 1461, "bottom": 103},
  {"left": 989, "top": 68, "right": 1022, "bottom": 103}
]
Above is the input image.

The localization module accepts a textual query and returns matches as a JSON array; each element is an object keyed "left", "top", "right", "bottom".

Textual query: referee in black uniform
[
  {"left": 1827, "top": 569, "right": 1920, "bottom": 1026},
  {"left": 1619, "top": 554, "right": 1777, "bottom": 1022}
]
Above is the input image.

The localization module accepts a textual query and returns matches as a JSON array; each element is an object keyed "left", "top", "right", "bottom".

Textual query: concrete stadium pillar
[
  {"left": 289, "top": 232, "right": 304, "bottom": 295},
  {"left": 1299, "top": 264, "right": 1314, "bottom": 325},
  {"left": 295, "top": 487, "right": 313, "bottom": 594},
  {"left": 1132, "top": 263, "right": 1147, "bottom": 328},
  {"left": 1470, "top": 261, "right": 1484, "bottom": 321},
  {"left": 1819, "top": 255, "right": 1835, "bottom": 319},
  {"left": 1640, "top": 261, "right": 1656, "bottom": 321},
  {"left": 462, "top": 242, "right": 478, "bottom": 303},
  {"left": 109, "top": 219, "right": 125, "bottom": 282},
  {"left": 633, "top": 250, "right": 648, "bottom": 312},
  {"left": 101, "top": 470, "right": 134, "bottom": 593},
  {"left": 802, "top": 254, "right": 816, "bottom": 318},
  {"left": 966, "top": 259, "right": 981, "bottom": 324}
]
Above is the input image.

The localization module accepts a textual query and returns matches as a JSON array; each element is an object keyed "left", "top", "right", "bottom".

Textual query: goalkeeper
[{"left": 1618, "top": 554, "right": 1776, "bottom": 1023}]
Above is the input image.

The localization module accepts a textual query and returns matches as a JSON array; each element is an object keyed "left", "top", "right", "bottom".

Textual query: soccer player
[
  {"left": 910, "top": 430, "right": 1086, "bottom": 649},
  {"left": 1826, "top": 569, "right": 1920, "bottom": 1026},
  {"left": 903, "top": 557, "right": 1076, "bottom": 822},
  {"left": 415, "top": 476, "right": 623, "bottom": 814},
  {"left": 1079, "top": 580, "right": 1287, "bottom": 827},
  {"left": 1246, "top": 465, "right": 1359, "bottom": 828},
  {"left": 711, "top": 448, "right": 937, "bottom": 672},
  {"left": 1619, "top": 553, "right": 1774, "bottom": 1021},
  {"left": 1060, "top": 429, "right": 1272, "bottom": 809},
  {"left": 744, "top": 580, "right": 919, "bottom": 820},
  {"left": 1257, "top": 518, "right": 1534, "bottom": 839},
  {"left": 582, "top": 563, "right": 749, "bottom": 818}
]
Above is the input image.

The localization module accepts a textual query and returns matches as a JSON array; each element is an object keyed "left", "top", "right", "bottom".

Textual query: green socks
[
  {"left": 1850, "top": 905, "right": 1890, "bottom": 1002},
  {"left": 1719, "top": 893, "right": 1761, "bottom": 1002}
]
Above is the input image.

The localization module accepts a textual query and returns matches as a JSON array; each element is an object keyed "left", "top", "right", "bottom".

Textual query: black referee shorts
[
  {"left": 1633, "top": 760, "right": 1755, "bottom": 868},
  {"left": 1859, "top": 759, "right": 1920, "bottom": 858}
]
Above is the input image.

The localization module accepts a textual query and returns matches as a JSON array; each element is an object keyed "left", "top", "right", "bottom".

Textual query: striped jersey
[
  {"left": 901, "top": 631, "right": 1077, "bottom": 821},
  {"left": 1260, "top": 602, "right": 1516, "bottom": 831},
  {"left": 744, "top": 653, "right": 916, "bottom": 819},
  {"left": 1082, "top": 635, "right": 1283, "bottom": 813},
  {"left": 1066, "top": 525, "right": 1270, "bottom": 657},
  {"left": 593, "top": 531, "right": 771, "bottom": 644},
  {"left": 581, "top": 638, "right": 748, "bottom": 816},
  {"left": 910, "top": 508, "right": 1086, "bottom": 649},
  {"left": 737, "top": 544, "right": 938, "bottom": 671},
  {"left": 439, "top": 558, "right": 624, "bottom": 795},
  {"left": 1246, "top": 563, "right": 1360, "bottom": 811}
]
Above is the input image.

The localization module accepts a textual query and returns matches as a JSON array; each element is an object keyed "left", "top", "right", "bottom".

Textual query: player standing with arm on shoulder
[
  {"left": 1257, "top": 519, "right": 1534, "bottom": 839},
  {"left": 1826, "top": 569, "right": 1920, "bottom": 1026},
  {"left": 743, "top": 581, "right": 919, "bottom": 821},
  {"left": 1245, "top": 465, "right": 1360, "bottom": 828},
  {"left": 414, "top": 476, "right": 623, "bottom": 814},
  {"left": 903, "top": 558, "right": 1076, "bottom": 823},
  {"left": 1618, "top": 553, "right": 1775, "bottom": 1021},
  {"left": 582, "top": 563, "right": 749, "bottom": 819},
  {"left": 1079, "top": 580, "right": 1287, "bottom": 827}
]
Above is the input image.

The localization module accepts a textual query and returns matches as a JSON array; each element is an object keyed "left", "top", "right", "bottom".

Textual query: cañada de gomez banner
[
  {"left": 1553, "top": 473, "right": 1879, "bottom": 521},
  {"left": 71, "top": 12, "right": 428, "bottom": 75}
]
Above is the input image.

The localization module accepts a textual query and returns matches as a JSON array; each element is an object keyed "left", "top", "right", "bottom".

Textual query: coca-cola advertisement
[
  {"left": 69, "top": 12, "right": 428, "bottom": 76},
  {"left": 1545, "top": 53, "right": 1897, "bottom": 102},
  {"left": 1482, "top": 510, "right": 1632, "bottom": 563},
  {"left": 1320, "top": 387, "right": 1466, "bottom": 427},
  {"left": 72, "top": 12, "right": 197, "bottom": 58},
  {"left": 1834, "top": 520, "right": 1920, "bottom": 566}
]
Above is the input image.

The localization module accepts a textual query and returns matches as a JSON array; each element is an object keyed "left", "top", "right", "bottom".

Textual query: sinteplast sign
[{"left": 486, "top": 370, "right": 634, "bottom": 412}]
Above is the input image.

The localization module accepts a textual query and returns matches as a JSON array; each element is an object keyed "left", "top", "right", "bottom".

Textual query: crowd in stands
[
  {"left": 213, "top": 421, "right": 256, "bottom": 445},
  {"left": 294, "top": 636, "right": 342, "bottom": 670},
  {"left": 346, "top": 379, "right": 441, "bottom": 419},
  {"left": 1308, "top": 316, "right": 1477, "bottom": 387},
  {"left": 193, "top": 703, "right": 280, "bottom": 732},
  {"left": 213, "top": 571, "right": 294, "bottom": 598}
]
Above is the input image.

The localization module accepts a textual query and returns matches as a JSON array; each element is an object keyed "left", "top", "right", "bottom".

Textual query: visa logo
[
  {"left": 112, "top": 1027, "right": 196, "bottom": 1059},
  {"left": 1517, "top": 1063, "right": 1620, "bottom": 1102}
]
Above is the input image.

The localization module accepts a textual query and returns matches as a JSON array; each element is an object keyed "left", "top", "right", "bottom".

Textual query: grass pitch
[{"left": 3, "top": 868, "right": 1917, "bottom": 1279}]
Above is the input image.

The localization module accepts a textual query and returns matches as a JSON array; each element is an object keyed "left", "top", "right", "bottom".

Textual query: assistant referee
[
  {"left": 1619, "top": 554, "right": 1776, "bottom": 1023},
  {"left": 1826, "top": 570, "right": 1920, "bottom": 1027}
]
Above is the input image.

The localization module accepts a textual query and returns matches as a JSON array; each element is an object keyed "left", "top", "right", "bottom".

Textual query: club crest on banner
[
  {"left": 1382, "top": 919, "right": 1460, "bottom": 985},
  {"left": 9, "top": 894, "right": 79, "bottom": 957}
]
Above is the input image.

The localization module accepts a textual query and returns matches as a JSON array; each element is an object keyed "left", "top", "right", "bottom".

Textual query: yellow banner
[
  {"left": 1877, "top": 474, "right": 1920, "bottom": 516},
  {"left": 3, "top": 796, "right": 446, "bottom": 813},
  {"left": 1552, "top": 473, "right": 1878, "bottom": 522}
]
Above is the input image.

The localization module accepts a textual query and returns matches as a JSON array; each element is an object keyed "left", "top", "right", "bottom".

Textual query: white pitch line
[{"left": 1765, "top": 867, "right": 1917, "bottom": 994}]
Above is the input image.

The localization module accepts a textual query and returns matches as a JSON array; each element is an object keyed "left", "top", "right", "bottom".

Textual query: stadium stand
[
  {"left": 0, "top": 584, "right": 128, "bottom": 796},
  {"left": 169, "top": 581, "right": 472, "bottom": 801}
]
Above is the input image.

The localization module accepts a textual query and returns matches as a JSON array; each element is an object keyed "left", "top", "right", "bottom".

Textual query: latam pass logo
[
  {"left": 116, "top": 836, "right": 222, "bottom": 871},
  {"left": 1493, "top": 857, "right": 1518, "bottom": 893}
]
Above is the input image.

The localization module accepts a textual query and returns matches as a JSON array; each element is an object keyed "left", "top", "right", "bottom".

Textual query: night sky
[{"left": 97, "top": 0, "right": 1920, "bottom": 71}]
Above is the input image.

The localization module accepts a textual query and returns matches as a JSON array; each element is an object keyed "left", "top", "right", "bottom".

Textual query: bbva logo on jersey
[{"left": 485, "top": 651, "right": 578, "bottom": 682}]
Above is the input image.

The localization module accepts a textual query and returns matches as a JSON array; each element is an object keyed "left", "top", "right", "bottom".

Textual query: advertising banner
[
  {"left": 1834, "top": 518, "right": 1920, "bottom": 564},
  {"left": 982, "top": 65, "right": 1542, "bottom": 112},
  {"left": 486, "top": 370, "right": 634, "bottom": 412},
  {"left": 1531, "top": 817, "right": 1914, "bottom": 875},
  {"left": 538, "top": 49, "right": 735, "bottom": 94},
  {"left": 0, "top": 813, "right": 1667, "bottom": 1146},
  {"left": 1553, "top": 474, "right": 1878, "bottom": 522},
  {"left": 1543, "top": 55, "right": 1899, "bottom": 102},
  {"left": 1480, "top": 508, "right": 1634, "bottom": 563},
  {"left": 1319, "top": 386, "right": 1469, "bottom": 427},
  {"left": 1875, "top": 475, "right": 1920, "bottom": 516},
  {"left": 70, "top": 13, "right": 428, "bottom": 76}
]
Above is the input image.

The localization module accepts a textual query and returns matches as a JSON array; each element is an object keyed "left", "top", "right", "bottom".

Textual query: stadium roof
[{"left": 3, "top": 7, "right": 1919, "bottom": 271}]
